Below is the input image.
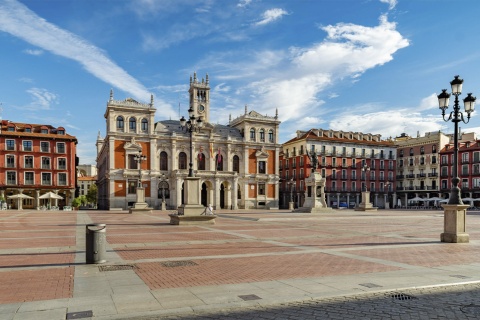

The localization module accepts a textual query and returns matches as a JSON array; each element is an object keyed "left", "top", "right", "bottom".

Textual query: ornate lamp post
[
  {"left": 180, "top": 107, "right": 203, "bottom": 177},
  {"left": 158, "top": 173, "right": 167, "bottom": 211},
  {"left": 287, "top": 178, "right": 295, "bottom": 210},
  {"left": 438, "top": 75, "right": 475, "bottom": 243},
  {"left": 355, "top": 164, "right": 376, "bottom": 211},
  {"left": 438, "top": 76, "right": 476, "bottom": 205},
  {"left": 362, "top": 164, "right": 371, "bottom": 192},
  {"left": 129, "top": 151, "right": 151, "bottom": 213}
]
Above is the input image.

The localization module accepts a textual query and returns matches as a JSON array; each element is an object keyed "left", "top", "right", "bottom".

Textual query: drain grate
[
  {"left": 161, "top": 260, "right": 198, "bottom": 267},
  {"left": 450, "top": 274, "right": 471, "bottom": 279},
  {"left": 359, "top": 283, "right": 383, "bottom": 288},
  {"left": 98, "top": 264, "right": 135, "bottom": 272},
  {"left": 391, "top": 293, "right": 416, "bottom": 301},
  {"left": 66, "top": 310, "right": 93, "bottom": 319},
  {"left": 238, "top": 294, "right": 262, "bottom": 301}
]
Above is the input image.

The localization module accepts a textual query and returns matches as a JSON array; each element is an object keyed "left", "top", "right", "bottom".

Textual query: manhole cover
[
  {"left": 359, "top": 283, "right": 382, "bottom": 288},
  {"left": 238, "top": 294, "right": 262, "bottom": 301},
  {"left": 161, "top": 260, "right": 198, "bottom": 267},
  {"left": 391, "top": 293, "right": 416, "bottom": 301},
  {"left": 66, "top": 310, "right": 93, "bottom": 319},
  {"left": 462, "top": 305, "right": 480, "bottom": 315},
  {"left": 98, "top": 265, "right": 135, "bottom": 272}
]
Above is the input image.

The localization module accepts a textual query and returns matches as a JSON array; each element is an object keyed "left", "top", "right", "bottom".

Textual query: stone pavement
[{"left": 1, "top": 208, "right": 480, "bottom": 319}]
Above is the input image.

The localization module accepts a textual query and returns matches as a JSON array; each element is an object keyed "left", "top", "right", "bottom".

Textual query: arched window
[
  {"left": 250, "top": 128, "right": 256, "bottom": 141},
  {"left": 198, "top": 153, "right": 206, "bottom": 170},
  {"left": 420, "top": 146, "right": 425, "bottom": 154},
  {"left": 233, "top": 155, "right": 240, "bottom": 173},
  {"left": 409, "top": 148, "right": 413, "bottom": 156},
  {"left": 432, "top": 145, "right": 437, "bottom": 153},
  {"left": 160, "top": 151, "right": 168, "bottom": 171},
  {"left": 259, "top": 129, "right": 265, "bottom": 142},
  {"left": 179, "top": 152, "right": 187, "bottom": 170},
  {"left": 129, "top": 117, "right": 136, "bottom": 132},
  {"left": 116, "top": 116, "right": 124, "bottom": 131},
  {"left": 216, "top": 154, "right": 223, "bottom": 171},
  {"left": 269, "top": 129, "right": 274, "bottom": 143},
  {"left": 141, "top": 118, "right": 148, "bottom": 132}
]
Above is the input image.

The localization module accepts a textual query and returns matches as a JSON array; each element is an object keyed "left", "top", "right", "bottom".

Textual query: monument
[
  {"left": 296, "top": 149, "right": 332, "bottom": 213},
  {"left": 129, "top": 151, "right": 153, "bottom": 214}
]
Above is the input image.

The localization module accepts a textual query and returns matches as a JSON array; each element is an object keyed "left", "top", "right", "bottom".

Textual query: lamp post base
[
  {"left": 288, "top": 201, "right": 294, "bottom": 211},
  {"left": 441, "top": 204, "right": 469, "bottom": 243},
  {"left": 355, "top": 191, "right": 378, "bottom": 211}
]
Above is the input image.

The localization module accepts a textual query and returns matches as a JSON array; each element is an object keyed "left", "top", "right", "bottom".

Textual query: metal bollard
[{"left": 85, "top": 224, "right": 106, "bottom": 264}]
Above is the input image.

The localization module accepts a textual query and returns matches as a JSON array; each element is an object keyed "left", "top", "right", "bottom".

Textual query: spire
[
  {"left": 229, "top": 114, "right": 231, "bottom": 123},
  {"left": 194, "top": 71, "right": 197, "bottom": 83},
  {"left": 206, "top": 73, "right": 209, "bottom": 85},
  {"left": 275, "top": 108, "right": 278, "bottom": 120},
  {"left": 245, "top": 105, "right": 248, "bottom": 115},
  {"left": 109, "top": 89, "right": 113, "bottom": 101},
  {"left": 150, "top": 94, "right": 154, "bottom": 107},
  {"left": 97, "top": 130, "right": 102, "bottom": 140},
  {"left": 190, "top": 75, "right": 192, "bottom": 85}
]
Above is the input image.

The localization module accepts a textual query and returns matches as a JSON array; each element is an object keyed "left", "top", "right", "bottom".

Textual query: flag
[
  {"left": 210, "top": 143, "right": 213, "bottom": 158},
  {"left": 217, "top": 148, "right": 221, "bottom": 163}
]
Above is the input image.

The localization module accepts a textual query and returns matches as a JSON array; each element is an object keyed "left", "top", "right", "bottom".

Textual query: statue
[{"left": 307, "top": 149, "right": 319, "bottom": 172}]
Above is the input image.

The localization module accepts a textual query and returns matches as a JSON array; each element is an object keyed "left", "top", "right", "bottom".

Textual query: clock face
[{"left": 199, "top": 105, "right": 205, "bottom": 113}]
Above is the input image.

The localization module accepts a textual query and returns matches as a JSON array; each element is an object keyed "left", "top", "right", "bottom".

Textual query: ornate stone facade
[{"left": 96, "top": 73, "right": 281, "bottom": 210}]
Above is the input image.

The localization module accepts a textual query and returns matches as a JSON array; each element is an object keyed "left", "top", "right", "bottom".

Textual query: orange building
[
  {"left": 0, "top": 120, "right": 78, "bottom": 209},
  {"left": 96, "top": 73, "right": 281, "bottom": 210}
]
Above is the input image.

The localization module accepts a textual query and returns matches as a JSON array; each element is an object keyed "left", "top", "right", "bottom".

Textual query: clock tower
[{"left": 189, "top": 72, "right": 210, "bottom": 123}]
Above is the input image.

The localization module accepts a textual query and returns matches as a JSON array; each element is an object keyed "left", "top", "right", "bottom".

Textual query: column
[{"left": 232, "top": 176, "right": 238, "bottom": 210}]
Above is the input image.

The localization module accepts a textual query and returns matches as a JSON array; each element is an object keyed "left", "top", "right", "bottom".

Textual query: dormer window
[
  {"left": 57, "top": 130, "right": 65, "bottom": 135},
  {"left": 7, "top": 126, "right": 15, "bottom": 132},
  {"left": 25, "top": 128, "right": 32, "bottom": 133},
  {"left": 41, "top": 129, "right": 48, "bottom": 134}
]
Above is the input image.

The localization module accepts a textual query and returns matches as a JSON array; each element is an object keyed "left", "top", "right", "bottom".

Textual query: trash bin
[{"left": 85, "top": 224, "right": 106, "bottom": 264}]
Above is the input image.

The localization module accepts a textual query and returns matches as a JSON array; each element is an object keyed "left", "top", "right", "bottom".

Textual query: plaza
[{"left": 1, "top": 208, "right": 480, "bottom": 319}]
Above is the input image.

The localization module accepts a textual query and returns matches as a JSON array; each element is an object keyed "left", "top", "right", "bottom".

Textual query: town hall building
[{"left": 96, "top": 73, "right": 281, "bottom": 211}]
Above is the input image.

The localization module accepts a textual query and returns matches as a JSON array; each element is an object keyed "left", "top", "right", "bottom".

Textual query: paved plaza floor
[{"left": 1, "top": 208, "right": 480, "bottom": 319}]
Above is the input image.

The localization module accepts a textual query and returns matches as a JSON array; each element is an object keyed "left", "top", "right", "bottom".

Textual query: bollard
[{"left": 85, "top": 224, "right": 106, "bottom": 264}]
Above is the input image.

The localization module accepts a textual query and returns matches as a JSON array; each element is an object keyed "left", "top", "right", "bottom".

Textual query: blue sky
[{"left": 1, "top": 0, "right": 480, "bottom": 165}]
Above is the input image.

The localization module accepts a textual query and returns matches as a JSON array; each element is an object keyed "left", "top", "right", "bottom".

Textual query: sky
[{"left": 1, "top": 0, "right": 480, "bottom": 165}]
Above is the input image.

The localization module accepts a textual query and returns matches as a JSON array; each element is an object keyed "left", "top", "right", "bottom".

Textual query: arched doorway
[
  {"left": 220, "top": 184, "right": 225, "bottom": 208},
  {"left": 201, "top": 183, "right": 208, "bottom": 207}
]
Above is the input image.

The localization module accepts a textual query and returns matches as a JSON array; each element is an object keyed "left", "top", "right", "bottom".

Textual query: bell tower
[{"left": 189, "top": 72, "right": 210, "bottom": 123}]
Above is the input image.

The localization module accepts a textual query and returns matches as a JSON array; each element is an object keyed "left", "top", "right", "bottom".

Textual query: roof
[
  {"left": 1, "top": 120, "right": 77, "bottom": 141},
  {"left": 284, "top": 129, "right": 395, "bottom": 147}
]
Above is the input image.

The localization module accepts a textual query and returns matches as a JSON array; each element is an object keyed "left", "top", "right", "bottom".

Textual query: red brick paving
[
  {"left": 1, "top": 252, "right": 75, "bottom": 267},
  {"left": 0, "top": 267, "right": 74, "bottom": 303},
  {"left": 135, "top": 253, "right": 402, "bottom": 290},
  {"left": 107, "top": 230, "right": 243, "bottom": 244}
]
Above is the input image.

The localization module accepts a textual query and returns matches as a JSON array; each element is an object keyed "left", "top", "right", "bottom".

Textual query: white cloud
[
  {"left": 0, "top": 0, "right": 155, "bottom": 104},
  {"left": 23, "top": 48, "right": 43, "bottom": 55},
  {"left": 237, "top": 0, "right": 252, "bottom": 8},
  {"left": 254, "top": 8, "right": 288, "bottom": 26},
  {"left": 22, "top": 88, "right": 59, "bottom": 110},
  {"left": 380, "top": 0, "right": 397, "bottom": 10},
  {"left": 418, "top": 93, "right": 438, "bottom": 111}
]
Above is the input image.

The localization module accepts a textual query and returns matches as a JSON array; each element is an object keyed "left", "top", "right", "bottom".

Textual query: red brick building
[{"left": 0, "top": 120, "right": 78, "bottom": 209}]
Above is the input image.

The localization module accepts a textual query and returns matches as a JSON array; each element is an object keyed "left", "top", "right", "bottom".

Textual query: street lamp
[
  {"left": 134, "top": 151, "right": 147, "bottom": 188},
  {"left": 287, "top": 179, "right": 295, "bottom": 203},
  {"left": 180, "top": 107, "right": 204, "bottom": 177},
  {"left": 159, "top": 173, "right": 167, "bottom": 203},
  {"left": 362, "top": 164, "right": 371, "bottom": 192},
  {"left": 438, "top": 75, "right": 476, "bottom": 205}
]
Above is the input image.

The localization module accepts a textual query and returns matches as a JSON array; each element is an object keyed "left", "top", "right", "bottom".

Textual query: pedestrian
[{"left": 205, "top": 204, "right": 214, "bottom": 215}]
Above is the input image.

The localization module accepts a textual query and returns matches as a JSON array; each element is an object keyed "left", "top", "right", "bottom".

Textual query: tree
[
  {"left": 86, "top": 184, "right": 98, "bottom": 205},
  {"left": 78, "top": 195, "right": 87, "bottom": 206},
  {"left": 71, "top": 197, "right": 81, "bottom": 208}
]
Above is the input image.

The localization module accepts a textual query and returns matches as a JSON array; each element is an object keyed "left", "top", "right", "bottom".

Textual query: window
[
  {"left": 24, "top": 172, "right": 34, "bottom": 185},
  {"left": 24, "top": 156, "right": 33, "bottom": 168},
  {"left": 233, "top": 155, "right": 240, "bottom": 173},
  {"left": 462, "top": 164, "right": 469, "bottom": 175},
  {"left": 141, "top": 118, "right": 148, "bottom": 132},
  {"left": 7, "top": 171, "right": 16, "bottom": 185},
  {"left": 6, "top": 140, "right": 15, "bottom": 150},
  {"left": 129, "top": 117, "right": 136, "bottom": 132},
  {"left": 128, "top": 154, "right": 138, "bottom": 169},
  {"left": 441, "top": 155, "right": 448, "bottom": 164},
  {"left": 41, "top": 141, "right": 50, "bottom": 152},
  {"left": 128, "top": 180, "right": 137, "bottom": 194},
  {"left": 179, "top": 152, "right": 187, "bottom": 170},
  {"left": 57, "top": 129, "right": 65, "bottom": 135},
  {"left": 6, "top": 155, "right": 15, "bottom": 168},
  {"left": 42, "top": 157, "right": 50, "bottom": 169},
  {"left": 58, "top": 173, "right": 67, "bottom": 186},
  {"left": 268, "top": 130, "right": 274, "bottom": 142},
  {"left": 259, "top": 129, "right": 265, "bottom": 142},
  {"left": 58, "top": 158, "right": 66, "bottom": 170},
  {"left": 7, "top": 126, "right": 15, "bottom": 132},
  {"left": 432, "top": 145, "right": 437, "bottom": 153},
  {"left": 41, "top": 173, "right": 51, "bottom": 185},
  {"left": 23, "top": 140, "right": 32, "bottom": 151},
  {"left": 462, "top": 153, "right": 469, "bottom": 163},
  {"left": 474, "top": 178, "right": 480, "bottom": 188},
  {"left": 462, "top": 179, "right": 469, "bottom": 189},
  {"left": 160, "top": 152, "right": 168, "bottom": 171},
  {"left": 258, "top": 183, "right": 265, "bottom": 195},
  {"left": 474, "top": 152, "right": 480, "bottom": 163},
  {"left": 409, "top": 148, "right": 414, "bottom": 156},
  {"left": 250, "top": 128, "right": 256, "bottom": 141},
  {"left": 420, "top": 146, "right": 425, "bottom": 154},
  {"left": 259, "top": 161, "right": 266, "bottom": 174},
  {"left": 215, "top": 154, "right": 223, "bottom": 171},
  {"left": 41, "top": 128, "right": 48, "bottom": 134},
  {"left": 116, "top": 116, "right": 124, "bottom": 130},
  {"left": 57, "top": 142, "right": 65, "bottom": 153}
]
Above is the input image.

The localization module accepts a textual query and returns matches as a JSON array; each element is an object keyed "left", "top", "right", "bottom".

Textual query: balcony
[
  {"left": 428, "top": 173, "right": 438, "bottom": 177},
  {"left": 416, "top": 173, "right": 426, "bottom": 178},
  {"left": 405, "top": 174, "right": 415, "bottom": 179},
  {"left": 415, "top": 186, "right": 426, "bottom": 190}
]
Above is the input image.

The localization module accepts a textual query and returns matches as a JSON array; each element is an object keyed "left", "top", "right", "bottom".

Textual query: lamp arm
[
  {"left": 442, "top": 111, "right": 454, "bottom": 122},
  {"left": 459, "top": 112, "right": 471, "bottom": 124}
]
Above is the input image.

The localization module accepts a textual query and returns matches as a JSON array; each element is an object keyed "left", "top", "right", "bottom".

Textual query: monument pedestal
[
  {"left": 170, "top": 177, "right": 216, "bottom": 225},
  {"left": 441, "top": 204, "right": 469, "bottom": 243},
  {"left": 161, "top": 201, "right": 166, "bottom": 211},
  {"left": 355, "top": 191, "right": 377, "bottom": 211},
  {"left": 296, "top": 172, "right": 332, "bottom": 213},
  {"left": 129, "top": 187, "right": 152, "bottom": 214},
  {"left": 288, "top": 202, "right": 294, "bottom": 211}
]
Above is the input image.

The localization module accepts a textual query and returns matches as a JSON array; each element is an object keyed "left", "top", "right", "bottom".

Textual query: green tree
[
  {"left": 71, "top": 197, "right": 81, "bottom": 208},
  {"left": 86, "top": 184, "right": 98, "bottom": 205},
  {"left": 78, "top": 195, "right": 87, "bottom": 206}
]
